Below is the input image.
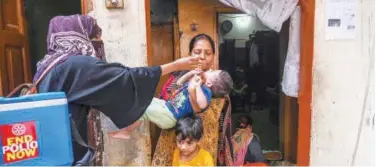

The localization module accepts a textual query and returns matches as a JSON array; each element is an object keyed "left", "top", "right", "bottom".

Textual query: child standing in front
[{"left": 172, "top": 115, "right": 214, "bottom": 166}]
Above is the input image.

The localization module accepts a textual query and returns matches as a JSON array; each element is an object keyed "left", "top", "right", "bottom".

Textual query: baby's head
[
  {"left": 175, "top": 115, "right": 203, "bottom": 156},
  {"left": 203, "top": 70, "right": 233, "bottom": 98}
]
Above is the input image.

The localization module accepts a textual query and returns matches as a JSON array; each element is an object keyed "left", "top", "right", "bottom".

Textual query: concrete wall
[
  {"left": 89, "top": 0, "right": 148, "bottom": 67},
  {"left": 310, "top": 0, "right": 375, "bottom": 165},
  {"left": 89, "top": 0, "right": 151, "bottom": 165},
  {"left": 218, "top": 14, "right": 269, "bottom": 47}
]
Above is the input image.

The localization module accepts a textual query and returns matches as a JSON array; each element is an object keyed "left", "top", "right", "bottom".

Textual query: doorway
[
  {"left": 148, "top": 0, "right": 178, "bottom": 156},
  {"left": 24, "top": 0, "right": 82, "bottom": 75},
  {"left": 217, "top": 13, "right": 299, "bottom": 164},
  {"left": 0, "top": 0, "right": 82, "bottom": 96}
]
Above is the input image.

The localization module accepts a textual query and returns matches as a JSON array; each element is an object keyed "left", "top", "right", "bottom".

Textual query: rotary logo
[{"left": 11, "top": 124, "right": 26, "bottom": 136}]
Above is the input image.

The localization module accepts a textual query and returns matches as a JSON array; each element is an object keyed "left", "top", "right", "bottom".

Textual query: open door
[
  {"left": 151, "top": 24, "right": 175, "bottom": 95},
  {"left": 0, "top": 0, "right": 32, "bottom": 96}
]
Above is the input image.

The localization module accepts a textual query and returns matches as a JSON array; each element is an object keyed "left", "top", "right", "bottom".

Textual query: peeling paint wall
[
  {"left": 88, "top": 0, "right": 151, "bottom": 165},
  {"left": 311, "top": 0, "right": 375, "bottom": 165},
  {"left": 89, "top": 0, "right": 148, "bottom": 67}
]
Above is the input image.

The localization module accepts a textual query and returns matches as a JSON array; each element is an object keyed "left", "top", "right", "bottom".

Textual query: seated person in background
[
  {"left": 110, "top": 70, "right": 233, "bottom": 139},
  {"left": 231, "top": 78, "right": 248, "bottom": 109},
  {"left": 232, "top": 67, "right": 248, "bottom": 95},
  {"left": 232, "top": 80, "right": 248, "bottom": 95},
  {"left": 172, "top": 115, "right": 214, "bottom": 166},
  {"left": 232, "top": 115, "right": 267, "bottom": 166},
  {"left": 231, "top": 67, "right": 249, "bottom": 111}
]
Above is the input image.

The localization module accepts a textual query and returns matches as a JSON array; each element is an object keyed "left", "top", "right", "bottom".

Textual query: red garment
[
  {"left": 159, "top": 75, "right": 175, "bottom": 100},
  {"left": 158, "top": 71, "right": 187, "bottom": 101},
  {"left": 244, "top": 162, "right": 268, "bottom": 166}
]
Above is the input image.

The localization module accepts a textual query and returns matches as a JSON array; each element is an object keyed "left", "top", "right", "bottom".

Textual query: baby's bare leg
[{"left": 108, "top": 120, "right": 142, "bottom": 139}]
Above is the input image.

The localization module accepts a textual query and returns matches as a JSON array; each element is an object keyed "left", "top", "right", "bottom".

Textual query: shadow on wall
[{"left": 25, "top": 0, "right": 81, "bottom": 75}]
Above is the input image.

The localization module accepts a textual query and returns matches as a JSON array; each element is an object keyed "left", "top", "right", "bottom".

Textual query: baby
[{"left": 110, "top": 69, "right": 233, "bottom": 139}]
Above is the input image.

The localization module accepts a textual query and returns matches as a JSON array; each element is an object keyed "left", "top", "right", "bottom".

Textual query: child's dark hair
[
  {"left": 239, "top": 115, "right": 253, "bottom": 126},
  {"left": 189, "top": 34, "right": 215, "bottom": 54},
  {"left": 211, "top": 70, "right": 234, "bottom": 98},
  {"left": 175, "top": 115, "right": 203, "bottom": 141}
]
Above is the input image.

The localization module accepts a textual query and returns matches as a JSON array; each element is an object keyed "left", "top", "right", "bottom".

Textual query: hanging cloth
[
  {"left": 218, "top": 0, "right": 298, "bottom": 32},
  {"left": 249, "top": 41, "right": 259, "bottom": 68},
  {"left": 281, "top": 6, "right": 301, "bottom": 97}
]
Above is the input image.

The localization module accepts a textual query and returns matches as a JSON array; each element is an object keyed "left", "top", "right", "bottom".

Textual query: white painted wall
[
  {"left": 310, "top": 0, "right": 375, "bottom": 165},
  {"left": 89, "top": 0, "right": 148, "bottom": 67},
  {"left": 218, "top": 14, "right": 269, "bottom": 47},
  {"left": 88, "top": 0, "right": 151, "bottom": 165}
]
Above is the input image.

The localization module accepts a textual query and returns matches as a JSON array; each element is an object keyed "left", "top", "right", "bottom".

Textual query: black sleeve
[{"left": 53, "top": 56, "right": 161, "bottom": 128}]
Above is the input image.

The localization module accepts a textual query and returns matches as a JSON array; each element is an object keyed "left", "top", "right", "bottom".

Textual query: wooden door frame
[
  {"left": 81, "top": 0, "right": 93, "bottom": 16},
  {"left": 296, "top": 0, "right": 314, "bottom": 165},
  {"left": 145, "top": 0, "right": 152, "bottom": 66},
  {"left": 214, "top": 0, "right": 314, "bottom": 166}
]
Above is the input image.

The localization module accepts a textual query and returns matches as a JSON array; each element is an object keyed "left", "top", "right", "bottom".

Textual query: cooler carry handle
[{"left": 6, "top": 83, "right": 33, "bottom": 98}]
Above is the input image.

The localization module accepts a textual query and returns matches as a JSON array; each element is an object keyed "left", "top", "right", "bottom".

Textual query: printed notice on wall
[{"left": 325, "top": 0, "right": 357, "bottom": 40}]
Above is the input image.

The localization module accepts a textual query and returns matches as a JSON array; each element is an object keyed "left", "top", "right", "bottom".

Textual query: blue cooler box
[{"left": 0, "top": 92, "right": 73, "bottom": 166}]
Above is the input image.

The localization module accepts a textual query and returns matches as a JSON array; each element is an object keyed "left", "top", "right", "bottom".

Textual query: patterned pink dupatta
[{"left": 232, "top": 127, "right": 253, "bottom": 166}]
